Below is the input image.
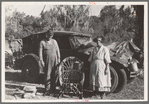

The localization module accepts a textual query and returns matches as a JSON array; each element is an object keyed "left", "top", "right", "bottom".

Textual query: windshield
[{"left": 69, "top": 36, "right": 92, "bottom": 49}]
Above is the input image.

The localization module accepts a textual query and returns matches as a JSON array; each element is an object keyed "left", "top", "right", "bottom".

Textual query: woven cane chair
[{"left": 58, "top": 56, "right": 84, "bottom": 99}]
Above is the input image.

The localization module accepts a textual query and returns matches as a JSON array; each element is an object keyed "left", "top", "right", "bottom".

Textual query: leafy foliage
[
  {"left": 99, "top": 5, "right": 138, "bottom": 43},
  {"left": 40, "top": 5, "right": 92, "bottom": 32},
  {"left": 5, "top": 5, "right": 144, "bottom": 50}
]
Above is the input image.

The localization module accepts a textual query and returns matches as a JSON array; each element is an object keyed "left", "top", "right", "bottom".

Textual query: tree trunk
[{"left": 134, "top": 5, "right": 144, "bottom": 50}]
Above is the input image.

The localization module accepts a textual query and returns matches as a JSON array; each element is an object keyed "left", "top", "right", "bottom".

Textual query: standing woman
[
  {"left": 39, "top": 29, "right": 60, "bottom": 96},
  {"left": 88, "top": 36, "right": 111, "bottom": 99}
]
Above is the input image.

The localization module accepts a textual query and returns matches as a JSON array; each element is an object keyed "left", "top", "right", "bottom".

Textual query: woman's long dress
[
  {"left": 39, "top": 39, "right": 60, "bottom": 92},
  {"left": 88, "top": 45, "right": 111, "bottom": 92}
]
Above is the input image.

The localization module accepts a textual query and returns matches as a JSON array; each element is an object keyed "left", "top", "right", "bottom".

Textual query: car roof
[
  {"left": 53, "top": 31, "right": 92, "bottom": 37},
  {"left": 22, "top": 31, "right": 92, "bottom": 39}
]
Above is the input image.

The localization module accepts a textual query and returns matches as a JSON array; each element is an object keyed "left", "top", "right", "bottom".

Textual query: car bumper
[
  {"left": 130, "top": 71, "right": 140, "bottom": 77},
  {"left": 129, "top": 58, "right": 140, "bottom": 78}
]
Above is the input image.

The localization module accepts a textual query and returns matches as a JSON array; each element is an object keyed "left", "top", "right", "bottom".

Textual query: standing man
[{"left": 39, "top": 29, "right": 60, "bottom": 96}]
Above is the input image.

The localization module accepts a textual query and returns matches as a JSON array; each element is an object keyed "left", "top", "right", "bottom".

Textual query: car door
[{"left": 53, "top": 35, "right": 75, "bottom": 60}]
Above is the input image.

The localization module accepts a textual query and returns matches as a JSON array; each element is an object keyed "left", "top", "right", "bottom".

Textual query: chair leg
[
  {"left": 74, "top": 83, "right": 83, "bottom": 99},
  {"left": 79, "top": 83, "right": 83, "bottom": 99},
  {"left": 58, "top": 90, "right": 61, "bottom": 99},
  {"left": 70, "top": 94, "right": 73, "bottom": 98},
  {"left": 79, "top": 92, "right": 83, "bottom": 99},
  {"left": 58, "top": 89, "right": 65, "bottom": 98}
]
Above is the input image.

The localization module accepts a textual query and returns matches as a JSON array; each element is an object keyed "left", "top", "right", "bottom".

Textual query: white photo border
[{"left": 1, "top": 1, "right": 148, "bottom": 103}]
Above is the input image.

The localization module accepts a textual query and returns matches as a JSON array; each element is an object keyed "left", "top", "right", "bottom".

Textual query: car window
[
  {"left": 75, "top": 36, "right": 91, "bottom": 44},
  {"left": 53, "top": 35, "right": 71, "bottom": 49},
  {"left": 69, "top": 36, "right": 92, "bottom": 49}
]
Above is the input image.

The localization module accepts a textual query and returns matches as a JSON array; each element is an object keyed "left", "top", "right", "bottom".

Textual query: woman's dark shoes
[
  {"left": 100, "top": 93, "right": 106, "bottom": 99},
  {"left": 92, "top": 91, "right": 97, "bottom": 96},
  {"left": 93, "top": 91, "right": 101, "bottom": 99}
]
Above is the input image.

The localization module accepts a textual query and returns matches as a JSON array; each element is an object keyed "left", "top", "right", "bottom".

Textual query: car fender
[
  {"left": 21, "top": 54, "right": 43, "bottom": 73},
  {"left": 22, "top": 54, "right": 39, "bottom": 62},
  {"left": 110, "top": 56, "right": 128, "bottom": 67}
]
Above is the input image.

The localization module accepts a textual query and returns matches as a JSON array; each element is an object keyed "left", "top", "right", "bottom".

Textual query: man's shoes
[
  {"left": 43, "top": 90, "right": 56, "bottom": 96},
  {"left": 83, "top": 87, "right": 92, "bottom": 92},
  {"left": 43, "top": 91, "right": 50, "bottom": 96}
]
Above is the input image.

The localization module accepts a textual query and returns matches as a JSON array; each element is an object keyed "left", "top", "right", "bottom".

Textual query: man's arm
[
  {"left": 39, "top": 41, "right": 45, "bottom": 67},
  {"left": 54, "top": 40, "right": 61, "bottom": 63},
  {"left": 104, "top": 47, "right": 111, "bottom": 74}
]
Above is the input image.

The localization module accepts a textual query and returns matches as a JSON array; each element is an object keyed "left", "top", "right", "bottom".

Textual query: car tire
[
  {"left": 22, "top": 59, "right": 39, "bottom": 83},
  {"left": 113, "top": 68, "right": 127, "bottom": 93},
  {"left": 107, "top": 65, "right": 119, "bottom": 94}
]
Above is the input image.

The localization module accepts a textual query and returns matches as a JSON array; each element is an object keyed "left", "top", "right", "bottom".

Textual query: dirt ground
[{"left": 5, "top": 68, "right": 144, "bottom": 101}]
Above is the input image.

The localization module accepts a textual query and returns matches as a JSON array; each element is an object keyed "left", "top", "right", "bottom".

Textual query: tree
[
  {"left": 40, "top": 7, "right": 60, "bottom": 31},
  {"left": 100, "top": 5, "right": 136, "bottom": 42},
  {"left": 5, "top": 10, "right": 26, "bottom": 39},
  {"left": 40, "top": 5, "right": 92, "bottom": 32},
  {"left": 88, "top": 16, "right": 104, "bottom": 39},
  {"left": 131, "top": 5, "right": 144, "bottom": 50}
]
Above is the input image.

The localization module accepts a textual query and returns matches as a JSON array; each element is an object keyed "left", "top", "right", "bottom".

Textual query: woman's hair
[{"left": 93, "top": 36, "right": 104, "bottom": 42}]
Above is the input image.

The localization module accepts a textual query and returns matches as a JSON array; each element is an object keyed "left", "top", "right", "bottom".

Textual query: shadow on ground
[
  {"left": 5, "top": 69, "right": 94, "bottom": 99},
  {"left": 5, "top": 69, "right": 144, "bottom": 100},
  {"left": 5, "top": 84, "right": 44, "bottom": 93},
  {"left": 5, "top": 69, "right": 45, "bottom": 84}
]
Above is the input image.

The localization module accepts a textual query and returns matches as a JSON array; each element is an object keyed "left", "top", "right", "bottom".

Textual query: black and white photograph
[{"left": 2, "top": 1, "right": 148, "bottom": 102}]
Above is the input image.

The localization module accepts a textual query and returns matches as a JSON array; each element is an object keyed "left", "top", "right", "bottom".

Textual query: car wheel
[
  {"left": 113, "top": 68, "right": 127, "bottom": 93},
  {"left": 106, "top": 66, "right": 119, "bottom": 94},
  {"left": 22, "top": 59, "right": 39, "bottom": 83}
]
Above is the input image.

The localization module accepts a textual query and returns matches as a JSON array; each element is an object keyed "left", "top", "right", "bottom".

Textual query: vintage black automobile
[{"left": 16, "top": 30, "right": 141, "bottom": 94}]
